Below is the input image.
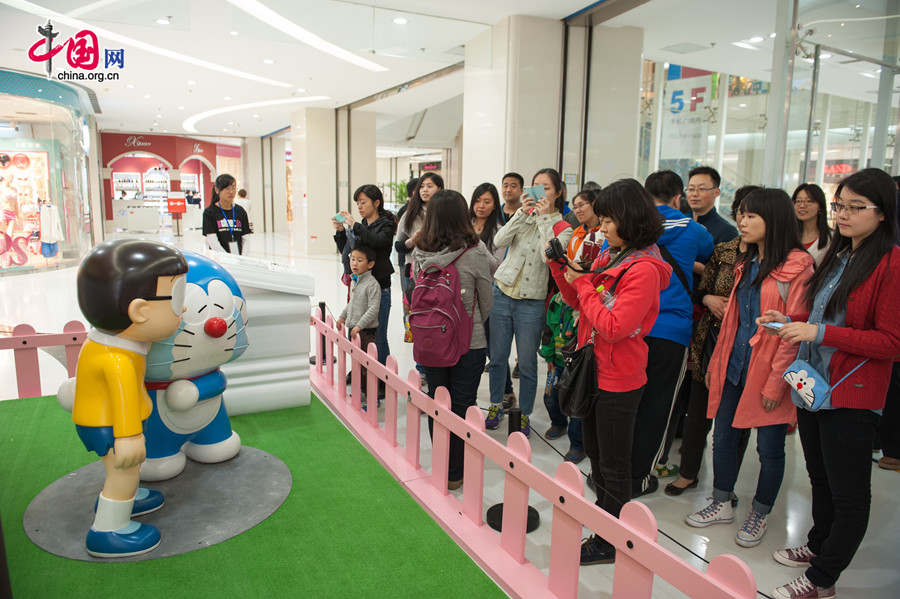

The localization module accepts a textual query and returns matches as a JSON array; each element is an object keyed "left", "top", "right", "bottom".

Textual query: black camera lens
[{"left": 544, "top": 237, "right": 566, "bottom": 262}]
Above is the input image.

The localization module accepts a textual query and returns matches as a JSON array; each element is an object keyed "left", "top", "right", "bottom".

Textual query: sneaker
[
  {"left": 485, "top": 404, "right": 503, "bottom": 430},
  {"left": 502, "top": 392, "right": 516, "bottom": 410},
  {"left": 686, "top": 498, "right": 735, "bottom": 528},
  {"left": 545, "top": 425, "right": 566, "bottom": 440},
  {"left": 773, "top": 574, "right": 836, "bottom": 599},
  {"left": 580, "top": 535, "right": 615, "bottom": 565},
  {"left": 736, "top": 510, "right": 768, "bottom": 547},
  {"left": 564, "top": 448, "right": 586, "bottom": 464},
  {"left": 520, "top": 414, "right": 531, "bottom": 438},
  {"left": 774, "top": 545, "right": 816, "bottom": 568},
  {"left": 634, "top": 475, "right": 659, "bottom": 498}
]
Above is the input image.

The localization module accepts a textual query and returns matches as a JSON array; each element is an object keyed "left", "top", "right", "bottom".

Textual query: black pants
[
  {"left": 424, "top": 348, "right": 488, "bottom": 482},
  {"left": 677, "top": 377, "right": 751, "bottom": 481},
  {"left": 798, "top": 407, "right": 879, "bottom": 589},
  {"left": 357, "top": 328, "right": 378, "bottom": 392},
  {"left": 660, "top": 374, "right": 693, "bottom": 464},
  {"left": 585, "top": 386, "right": 643, "bottom": 518},
  {"left": 631, "top": 337, "right": 687, "bottom": 494},
  {"left": 878, "top": 363, "right": 900, "bottom": 458}
]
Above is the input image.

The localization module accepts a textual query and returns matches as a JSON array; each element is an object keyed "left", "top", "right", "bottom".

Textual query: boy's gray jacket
[{"left": 339, "top": 270, "right": 381, "bottom": 330}]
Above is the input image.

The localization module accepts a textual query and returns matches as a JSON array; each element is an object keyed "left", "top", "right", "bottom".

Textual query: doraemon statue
[{"left": 140, "top": 251, "right": 249, "bottom": 481}]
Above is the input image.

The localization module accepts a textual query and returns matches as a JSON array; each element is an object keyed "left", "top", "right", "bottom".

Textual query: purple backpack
[{"left": 409, "top": 247, "right": 474, "bottom": 367}]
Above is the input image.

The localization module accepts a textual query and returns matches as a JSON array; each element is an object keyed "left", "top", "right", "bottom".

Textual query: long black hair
[
  {"left": 469, "top": 182, "right": 502, "bottom": 251},
  {"left": 353, "top": 184, "right": 397, "bottom": 224},
  {"left": 792, "top": 183, "right": 830, "bottom": 250},
  {"left": 806, "top": 168, "right": 898, "bottom": 319},
  {"left": 532, "top": 168, "right": 566, "bottom": 213},
  {"left": 737, "top": 188, "right": 803, "bottom": 286},
  {"left": 593, "top": 179, "right": 663, "bottom": 249},
  {"left": 403, "top": 172, "right": 444, "bottom": 234},
  {"left": 417, "top": 190, "right": 479, "bottom": 252},
  {"left": 732, "top": 185, "right": 762, "bottom": 220},
  {"left": 211, "top": 173, "right": 235, "bottom": 205}
]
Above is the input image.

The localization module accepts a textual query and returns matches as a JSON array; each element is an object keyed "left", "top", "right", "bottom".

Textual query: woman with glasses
[
  {"left": 792, "top": 183, "right": 831, "bottom": 266},
  {"left": 760, "top": 169, "right": 900, "bottom": 599},
  {"left": 686, "top": 188, "right": 814, "bottom": 550}
]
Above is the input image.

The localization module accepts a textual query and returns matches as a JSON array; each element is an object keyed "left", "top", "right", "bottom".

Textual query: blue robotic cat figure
[{"left": 141, "top": 252, "right": 250, "bottom": 481}]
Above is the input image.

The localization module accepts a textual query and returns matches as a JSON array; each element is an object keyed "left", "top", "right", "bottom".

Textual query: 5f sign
[{"left": 669, "top": 87, "right": 707, "bottom": 114}]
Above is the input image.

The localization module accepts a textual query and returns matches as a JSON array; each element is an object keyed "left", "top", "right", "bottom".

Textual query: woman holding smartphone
[
  {"left": 760, "top": 169, "right": 900, "bottom": 599},
  {"left": 686, "top": 189, "right": 814, "bottom": 550},
  {"left": 487, "top": 168, "right": 572, "bottom": 435},
  {"left": 793, "top": 183, "right": 831, "bottom": 266},
  {"left": 548, "top": 179, "right": 671, "bottom": 565}
]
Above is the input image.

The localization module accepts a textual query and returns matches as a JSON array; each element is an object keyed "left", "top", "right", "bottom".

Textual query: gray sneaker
[{"left": 502, "top": 392, "right": 516, "bottom": 410}]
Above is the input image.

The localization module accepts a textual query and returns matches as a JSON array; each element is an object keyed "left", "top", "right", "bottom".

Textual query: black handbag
[{"left": 557, "top": 264, "right": 634, "bottom": 418}]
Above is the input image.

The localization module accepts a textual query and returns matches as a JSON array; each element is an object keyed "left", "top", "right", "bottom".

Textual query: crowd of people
[{"left": 330, "top": 165, "right": 900, "bottom": 599}]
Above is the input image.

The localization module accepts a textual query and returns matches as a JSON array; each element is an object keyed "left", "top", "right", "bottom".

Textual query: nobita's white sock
[{"left": 92, "top": 494, "right": 134, "bottom": 532}]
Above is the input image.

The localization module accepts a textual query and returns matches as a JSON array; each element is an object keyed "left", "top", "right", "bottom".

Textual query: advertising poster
[{"left": 661, "top": 75, "right": 713, "bottom": 160}]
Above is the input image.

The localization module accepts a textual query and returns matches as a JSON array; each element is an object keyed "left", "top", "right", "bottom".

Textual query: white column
[
  {"left": 859, "top": 102, "right": 874, "bottom": 169},
  {"left": 761, "top": 0, "right": 794, "bottom": 187},
  {"left": 462, "top": 16, "right": 564, "bottom": 194},
  {"left": 291, "top": 107, "right": 337, "bottom": 256},
  {"left": 649, "top": 62, "right": 666, "bottom": 174},
  {"left": 270, "top": 136, "right": 288, "bottom": 233},
  {"left": 714, "top": 74, "right": 729, "bottom": 175},
  {"left": 584, "top": 25, "right": 644, "bottom": 183},
  {"left": 815, "top": 94, "right": 832, "bottom": 187},
  {"left": 241, "top": 137, "right": 264, "bottom": 232},
  {"left": 349, "top": 110, "right": 376, "bottom": 197}
]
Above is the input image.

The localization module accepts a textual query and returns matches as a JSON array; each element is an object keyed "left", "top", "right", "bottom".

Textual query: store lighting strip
[
  {"left": 182, "top": 96, "right": 330, "bottom": 133},
  {"left": 2, "top": 0, "right": 293, "bottom": 88},
  {"left": 225, "top": 0, "right": 388, "bottom": 72}
]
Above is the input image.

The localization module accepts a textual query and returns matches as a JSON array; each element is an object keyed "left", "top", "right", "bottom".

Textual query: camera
[{"left": 544, "top": 237, "right": 567, "bottom": 263}]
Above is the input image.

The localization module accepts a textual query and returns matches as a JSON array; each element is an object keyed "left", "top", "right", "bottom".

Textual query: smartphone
[
  {"left": 525, "top": 185, "right": 546, "bottom": 201},
  {"left": 762, "top": 321, "right": 784, "bottom": 330},
  {"left": 333, "top": 212, "right": 346, "bottom": 223}
]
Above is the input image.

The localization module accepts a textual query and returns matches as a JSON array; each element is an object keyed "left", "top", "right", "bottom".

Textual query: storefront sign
[
  {"left": 167, "top": 195, "right": 186, "bottom": 214},
  {"left": 661, "top": 75, "right": 712, "bottom": 160},
  {"left": 192, "top": 143, "right": 204, "bottom": 153},
  {"left": 125, "top": 135, "right": 152, "bottom": 148}
]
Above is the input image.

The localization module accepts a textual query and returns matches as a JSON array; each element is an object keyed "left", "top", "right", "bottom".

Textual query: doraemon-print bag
[{"left": 782, "top": 356, "right": 868, "bottom": 412}]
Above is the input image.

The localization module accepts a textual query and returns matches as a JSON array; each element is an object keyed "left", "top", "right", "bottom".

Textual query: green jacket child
[{"left": 539, "top": 292, "right": 578, "bottom": 370}]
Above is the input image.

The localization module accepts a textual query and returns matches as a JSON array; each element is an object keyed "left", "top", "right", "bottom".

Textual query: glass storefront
[{"left": 0, "top": 71, "right": 96, "bottom": 275}]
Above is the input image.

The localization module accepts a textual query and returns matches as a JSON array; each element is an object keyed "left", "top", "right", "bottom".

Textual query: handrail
[
  {"left": 309, "top": 309, "right": 757, "bottom": 599},
  {"left": 0, "top": 321, "right": 86, "bottom": 399}
]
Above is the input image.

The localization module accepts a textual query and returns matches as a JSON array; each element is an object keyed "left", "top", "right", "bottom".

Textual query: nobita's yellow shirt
[{"left": 73, "top": 330, "right": 152, "bottom": 438}]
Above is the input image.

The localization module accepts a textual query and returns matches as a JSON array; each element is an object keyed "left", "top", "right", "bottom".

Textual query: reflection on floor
[{"left": 2, "top": 230, "right": 898, "bottom": 598}]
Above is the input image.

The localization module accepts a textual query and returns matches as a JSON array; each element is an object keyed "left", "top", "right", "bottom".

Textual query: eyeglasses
[
  {"left": 792, "top": 199, "right": 814, "bottom": 206},
  {"left": 686, "top": 186, "right": 717, "bottom": 193},
  {"left": 830, "top": 201, "right": 879, "bottom": 216}
]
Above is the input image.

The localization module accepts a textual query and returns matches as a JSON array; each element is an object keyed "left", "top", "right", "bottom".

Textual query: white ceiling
[{"left": 0, "top": 0, "right": 588, "bottom": 137}]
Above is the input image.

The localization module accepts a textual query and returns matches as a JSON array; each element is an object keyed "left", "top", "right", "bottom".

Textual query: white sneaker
[
  {"left": 773, "top": 574, "right": 836, "bottom": 599},
  {"left": 736, "top": 510, "right": 768, "bottom": 547},
  {"left": 686, "top": 498, "right": 734, "bottom": 527},
  {"left": 774, "top": 545, "right": 816, "bottom": 568}
]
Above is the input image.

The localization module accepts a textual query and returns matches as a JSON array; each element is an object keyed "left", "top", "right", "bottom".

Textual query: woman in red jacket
[
  {"left": 548, "top": 179, "right": 671, "bottom": 566},
  {"left": 761, "top": 169, "right": 900, "bottom": 599},
  {"left": 686, "top": 189, "right": 814, "bottom": 548}
]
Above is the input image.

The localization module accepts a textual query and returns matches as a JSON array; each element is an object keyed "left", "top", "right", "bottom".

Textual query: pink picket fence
[
  {"left": 0, "top": 321, "right": 86, "bottom": 399},
  {"left": 310, "top": 308, "right": 758, "bottom": 599}
]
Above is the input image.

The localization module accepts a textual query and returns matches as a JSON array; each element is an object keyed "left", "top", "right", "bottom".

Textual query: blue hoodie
[{"left": 649, "top": 204, "right": 714, "bottom": 346}]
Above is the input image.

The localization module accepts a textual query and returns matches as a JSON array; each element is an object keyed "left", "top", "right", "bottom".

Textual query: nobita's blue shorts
[{"left": 76, "top": 425, "right": 116, "bottom": 456}]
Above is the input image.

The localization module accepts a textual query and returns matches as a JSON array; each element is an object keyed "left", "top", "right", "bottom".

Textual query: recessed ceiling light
[
  {"left": 230, "top": 30, "right": 239, "bottom": 36},
  {"left": 152, "top": 122, "right": 159, "bottom": 126},
  {"left": 224, "top": 96, "right": 232, "bottom": 100},
  {"left": 225, "top": 0, "right": 387, "bottom": 72},
  {"left": 187, "top": 80, "right": 196, "bottom": 85},
  {"left": 144, "top": 94, "right": 151, "bottom": 98},
  {"left": 155, "top": 16, "right": 171, "bottom": 25},
  {"left": 748, "top": 36, "right": 764, "bottom": 43},
  {"left": 296, "top": 87, "right": 306, "bottom": 93},
  {"left": 739, "top": 103, "right": 747, "bottom": 108},
  {"left": 770, "top": 32, "right": 776, "bottom": 38},
  {"left": 253, "top": 114, "right": 260, "bottom": 118},
  {"left": 263, "top": 58, "right": 275, "bottom": 64},
  {"left": 840, "top": 22, "right": 845, "bottom": 27},
  {"left": 126, "top": 83, "right": 135, "bottom": 89},
  {"left": 393, "top": 17, "right": 408, "bottom": 25},
  {"left": 178, "top": 105, "right": 185, "bottom": 110},
  {"left": 156, "top": 113, "right": 162, "bottom": 118},
  {"left": 227, "top": 121, "right": 234, "bottom": 125}
]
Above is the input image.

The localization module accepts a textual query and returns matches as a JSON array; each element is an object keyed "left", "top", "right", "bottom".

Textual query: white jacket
[{"left": 493, "top": 209, "right": 573, "bottom": 300}]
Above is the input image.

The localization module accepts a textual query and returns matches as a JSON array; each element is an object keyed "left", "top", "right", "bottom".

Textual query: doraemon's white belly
[{"left": 157, "top": 391, "right": 222, "bottom": 434}]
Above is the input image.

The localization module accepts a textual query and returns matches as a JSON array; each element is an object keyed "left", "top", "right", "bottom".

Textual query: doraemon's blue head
[{"left": 146, "top": 252, "right": 249, "bottom": 382}]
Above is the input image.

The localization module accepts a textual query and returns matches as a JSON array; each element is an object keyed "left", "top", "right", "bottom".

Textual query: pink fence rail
[
  {"left": 0, "top": 321, "right": 87, "bottom": 399},
  {"left": 310, "top": 308, "right": 757, "bottom": 599}
]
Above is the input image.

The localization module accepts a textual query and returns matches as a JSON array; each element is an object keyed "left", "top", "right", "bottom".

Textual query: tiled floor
[{"left": 2, "top": 230, "right": 898, "bottom": 598}]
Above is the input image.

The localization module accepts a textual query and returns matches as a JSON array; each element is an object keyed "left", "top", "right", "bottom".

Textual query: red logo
[{"left": 28, "top": 29, "right": 99, "bottom": 70}]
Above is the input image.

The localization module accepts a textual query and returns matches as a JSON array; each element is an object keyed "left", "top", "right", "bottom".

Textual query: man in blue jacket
[{"left": 631, "top": 170, "right": 713, "bottom": 497}]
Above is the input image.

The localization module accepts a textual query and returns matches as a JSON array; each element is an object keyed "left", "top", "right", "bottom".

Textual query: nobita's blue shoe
[
  {"left": 94, "top": 488, "right": 165, "bottom": 517},
  {"left": 86, "top": 522, "right": 161, "bottom": 558}
]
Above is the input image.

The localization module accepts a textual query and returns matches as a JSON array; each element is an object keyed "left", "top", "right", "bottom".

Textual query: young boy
[
  {"left": 539, "top": 291, "right": 585, "bottom": 463},
  {"left": 337, "top": 245, "right": 380, "bottom": 403}
]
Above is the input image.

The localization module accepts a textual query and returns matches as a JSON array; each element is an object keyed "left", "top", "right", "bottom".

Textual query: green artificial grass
[{"left": 0, "top": 395, "right": 504, "bottom": 598}]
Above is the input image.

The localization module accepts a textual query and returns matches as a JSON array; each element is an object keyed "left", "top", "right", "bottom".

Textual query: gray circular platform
[{"left": 24, "top": 447, "right": 292, "bottom": 562}]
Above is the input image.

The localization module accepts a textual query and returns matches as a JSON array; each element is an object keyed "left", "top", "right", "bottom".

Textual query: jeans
[
  {"left": 375, "top": 287, "right": 391, "bottom": 365},
  {"left": 542, "top": 366, "right": 583, "bottom": 451},
  {"left": 424, "top": 348, "right": 488, "bottom": 482},
  {"left": 798, "top": 407, "right": 879, "bottom": 588},
  {"left": 484, "top": 317, "right": 514, "bottom": 396},
  {"left": 488, "top": 286, "right": 545, "bottom": 415},
  {"left": 712, "top": 379, "right": 787, "bottom": 514},
  {"left": 584, "top": 386, "right": 643, "bottom": 518}
]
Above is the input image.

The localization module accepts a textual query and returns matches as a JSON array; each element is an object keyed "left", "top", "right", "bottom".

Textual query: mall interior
[{"left": 0, "top": 0, "right": 898, "bottom": 598}]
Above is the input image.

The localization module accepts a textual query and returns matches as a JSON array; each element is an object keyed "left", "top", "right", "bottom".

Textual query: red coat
[
  {"left": 792, "top": 246, "right": 900, "bottom": 410},
  {"left": 552, "top": 246, "right": 672, "bottom": 393},
  {"left": 707, "top": 249, "right": 815, "bottom": 428}
]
